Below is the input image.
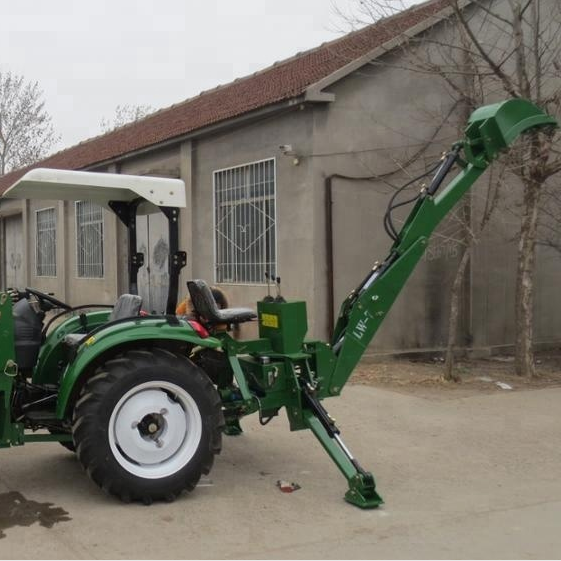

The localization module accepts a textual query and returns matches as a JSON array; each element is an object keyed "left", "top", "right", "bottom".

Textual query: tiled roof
[{"left": 0, "top": 0, "right": 449, "bottom": 194}]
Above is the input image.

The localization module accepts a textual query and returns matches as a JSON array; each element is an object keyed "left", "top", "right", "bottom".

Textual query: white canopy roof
[{"left": 2, "top": 168, "right": 186, "bottom": 210}]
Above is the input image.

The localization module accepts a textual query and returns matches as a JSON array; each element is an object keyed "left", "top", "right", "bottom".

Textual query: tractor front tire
[{"left": 72, "top": 348, "right": 223, "bottom": 504}]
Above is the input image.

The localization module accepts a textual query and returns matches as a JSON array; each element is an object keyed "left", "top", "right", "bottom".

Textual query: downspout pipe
[{"left": 325, "top": 173, "right": 382, "bottom": 336}]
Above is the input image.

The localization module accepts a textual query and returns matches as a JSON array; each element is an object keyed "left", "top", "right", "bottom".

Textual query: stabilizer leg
[{"left": 302, "top": 387, "right": 383, "bottom": 509}]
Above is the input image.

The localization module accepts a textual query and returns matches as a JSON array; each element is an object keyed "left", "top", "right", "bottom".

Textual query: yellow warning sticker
[
  {"left": 261, "top": 313, "right": 279, "bottom": 328},
  {"left": 85, "top": 336, "right": 96, "bottom": 347}
]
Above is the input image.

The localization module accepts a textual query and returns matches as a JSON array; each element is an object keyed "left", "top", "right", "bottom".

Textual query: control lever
[
  {"left": 263, "top": 272, "right": 275, "bottom": 302},
  {"left": 275, "top": 276, "right": 286, "bottom": 303}
]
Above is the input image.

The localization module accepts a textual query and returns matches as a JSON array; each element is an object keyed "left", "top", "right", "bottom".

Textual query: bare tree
[
  {"left": 451, "top": 0, "right": 561, "bottom": 378},
  {"left": 100, "top": 104, "right": 154, "bottom": 133},
  {"left": 0, "top": 71, "right": 58, "bottom": 175},
  {"left": 336, "top": 0, "right": 561, "bottom": 378}
]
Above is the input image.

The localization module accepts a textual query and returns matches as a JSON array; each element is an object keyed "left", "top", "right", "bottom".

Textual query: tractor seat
[
  {"left": 187, "top": 280, "right": 256, "bottom": 325},
  {"left": 63, "top": 294, "right": 143, "bottom": 348},
  {"left": 107, "top": 294, "right": 143, "bottom": 322}
]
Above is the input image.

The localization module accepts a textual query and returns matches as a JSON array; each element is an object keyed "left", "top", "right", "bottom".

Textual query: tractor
[{"left": 0, "top": 99, "right": 557, "bottom": 507}]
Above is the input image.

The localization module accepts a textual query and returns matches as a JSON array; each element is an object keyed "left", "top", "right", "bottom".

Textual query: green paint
[
  {"left": 55, "top": 318, "right": 222, "bottom": 419},
  {"left": 24, "top": 433, "right": 73, "bottom": 443},
  {"left": 304, "top": 411, "right": 383, "bottom": 508},
  {"left": 33, "top": 310, "right": 111, "bottom": 386},
  {"left": 257, "top": 300, "right": 308, "bottom": 354},
  {"left": 0, "top": 293, "right": 22, "bottom": 447}
]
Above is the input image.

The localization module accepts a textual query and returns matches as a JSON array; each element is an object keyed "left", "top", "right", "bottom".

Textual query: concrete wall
[
  {"left": 189, "top": 107, "right": 316, "bottom": 336},
  {"left": 308, "top": 41, "right": 466, "bottom": 349}
]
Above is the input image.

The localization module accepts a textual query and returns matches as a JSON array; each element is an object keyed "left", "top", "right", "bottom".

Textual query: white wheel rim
[{"left": 108, "top": 381, "right": 202, "bottom": 479}]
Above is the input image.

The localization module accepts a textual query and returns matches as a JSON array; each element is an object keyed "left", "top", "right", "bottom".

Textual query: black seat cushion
[{"left": 187, "top": 280, "right": 256, "bottom": 325}]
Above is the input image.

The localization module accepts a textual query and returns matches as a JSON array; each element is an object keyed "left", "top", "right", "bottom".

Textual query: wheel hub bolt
[{"left": 148, "top": 423, "right": 158, "bottom": 434}]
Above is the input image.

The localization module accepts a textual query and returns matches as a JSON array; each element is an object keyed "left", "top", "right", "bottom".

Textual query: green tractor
[{"left": 0, "top": 99, "right": 557, "bottom": 507}]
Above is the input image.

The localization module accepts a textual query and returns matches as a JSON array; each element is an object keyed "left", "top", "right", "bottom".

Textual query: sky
[{"left": 0, "top": 0, "right": 421, "bottom": 151}]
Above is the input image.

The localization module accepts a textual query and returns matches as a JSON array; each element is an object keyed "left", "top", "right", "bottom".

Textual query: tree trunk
[
  {"left": 444, "top": 245, "right": 470, "bottom": 382},
  {"left": 514, "top": 179, "right": 542, "bottom": 378}
]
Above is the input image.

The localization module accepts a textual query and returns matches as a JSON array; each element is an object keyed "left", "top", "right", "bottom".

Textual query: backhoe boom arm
[{"left": 327, "top": 98, "right": 557, "bottom": 395}]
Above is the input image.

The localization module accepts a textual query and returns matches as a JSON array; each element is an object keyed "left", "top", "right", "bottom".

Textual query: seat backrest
[
  {"left": 109, "top": 294, "right": 143, "bottom": 322},
  {"left": 187, "top": 280, "right": 222, "bottom": 323}
]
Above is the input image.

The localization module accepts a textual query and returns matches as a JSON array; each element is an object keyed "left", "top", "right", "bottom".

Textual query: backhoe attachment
[
  {"left": 327, "top": 99, "right": 557, "bottom": 399},
  {"left": 464, "top": 98, "right": 557, "bottom": 166},
  {"left": 268, "top": 98, "right": 557, "bottom": 509}
]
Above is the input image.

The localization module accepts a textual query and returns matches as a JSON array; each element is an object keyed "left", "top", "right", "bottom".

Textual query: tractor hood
[{"left": 2, "top": 168, "right": 186, "bottom": 213}]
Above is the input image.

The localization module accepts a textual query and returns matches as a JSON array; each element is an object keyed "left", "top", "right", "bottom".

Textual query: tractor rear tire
[
  {"left": 58, "top": 438, "right": 76, "bottom": 453},
  {"left": 72, "top": 348, "right": 223, "bottom": 504}
]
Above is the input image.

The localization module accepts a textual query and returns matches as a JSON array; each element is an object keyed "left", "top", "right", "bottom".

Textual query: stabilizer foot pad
[{"left": 345, "top": 473, "right": 384, "bottom": 509}]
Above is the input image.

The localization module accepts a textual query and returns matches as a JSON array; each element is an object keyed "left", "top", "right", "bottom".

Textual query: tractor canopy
[
  {"left": 2, "top": 167, "right": 186, "bottom": 213},
  {"left": 3, "top": 168, "right": 188, "bottom": 313}
]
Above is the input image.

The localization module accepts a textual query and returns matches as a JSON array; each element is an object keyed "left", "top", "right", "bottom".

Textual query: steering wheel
[{"left": 25, "top": 287, "right": 72, "bottom": 311}]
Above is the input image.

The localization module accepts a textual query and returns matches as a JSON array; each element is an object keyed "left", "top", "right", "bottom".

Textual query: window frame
[
  {"left": 35, "top": 207, "right": 57, "bottom": 278},
  {"left": 212, "top": 157, "right": 277, "bottom": 286},
  {"left": 75, "top": 200, "right": 105, "bottom": 279}
]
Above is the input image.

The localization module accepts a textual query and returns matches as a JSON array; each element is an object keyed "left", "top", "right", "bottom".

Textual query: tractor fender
[
  {"left": 55, "top": 318, "right": 222, "bottom": 419},
  {"left": 34, "top": 310, "right": 112, "bottom": 387}
]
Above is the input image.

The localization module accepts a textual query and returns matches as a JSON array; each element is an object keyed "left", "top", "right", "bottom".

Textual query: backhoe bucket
[{"left": 464, "top": 98, "right": 557, "bottom": 165}]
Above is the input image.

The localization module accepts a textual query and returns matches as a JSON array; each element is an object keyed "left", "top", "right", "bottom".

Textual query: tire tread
[{"left": 72, "top": 347, "right": 223, "bottom": 504}]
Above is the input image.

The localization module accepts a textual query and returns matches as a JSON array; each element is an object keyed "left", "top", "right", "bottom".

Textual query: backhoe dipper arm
[{"left": 327, "top": 99, "right": 557, "bottom": 395}]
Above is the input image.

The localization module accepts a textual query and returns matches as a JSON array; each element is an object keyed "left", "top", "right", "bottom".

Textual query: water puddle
[{"left": 0, "top": 491, "right": 71, "bottom": 539}]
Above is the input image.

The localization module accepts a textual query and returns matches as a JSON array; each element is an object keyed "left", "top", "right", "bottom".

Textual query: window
[
  {"left": 214, "top": 159, "right": 276, "bottom": 284},
  {"left": 36, "top": 208, "right": 56, "bottom": 277},
  {"left": 76, "top": 201, "right": 104, "bottom": 278}
]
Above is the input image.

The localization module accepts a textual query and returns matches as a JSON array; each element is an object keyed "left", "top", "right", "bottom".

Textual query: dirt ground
[
  {"left": 351, "top": 350, "right": 561, "bottom": 398},
  {"left": 3, "top": 382, "right": 561, "bottom": 558}
]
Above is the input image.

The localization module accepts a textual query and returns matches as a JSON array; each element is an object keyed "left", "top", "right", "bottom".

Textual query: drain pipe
[{"left": 325, "top": 173, "right": 383, "bottom": 336}]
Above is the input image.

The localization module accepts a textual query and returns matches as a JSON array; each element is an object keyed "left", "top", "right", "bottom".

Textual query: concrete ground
[{"left": 0, "top": 384, "right": 560, "bottom": 559}]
